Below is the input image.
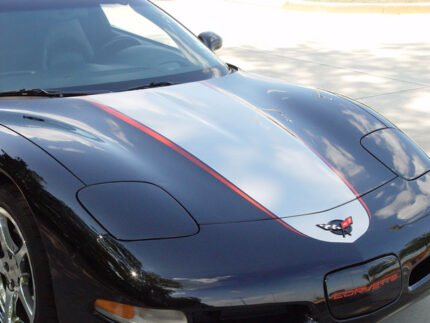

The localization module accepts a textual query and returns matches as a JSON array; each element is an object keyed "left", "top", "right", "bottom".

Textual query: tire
[{"left": 0, "top": 186, "right": 57, "bottom": 322}]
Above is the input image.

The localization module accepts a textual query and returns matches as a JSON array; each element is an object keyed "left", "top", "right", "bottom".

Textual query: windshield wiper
[
  {"left": 124, "top": 82, "right": 177, "bottom": 92},
  {"left": 0, "top": 88, "right": 106, "bottom": 98},
  {"left": 0, "top": 83, "right": 177, "bottom": 98}
]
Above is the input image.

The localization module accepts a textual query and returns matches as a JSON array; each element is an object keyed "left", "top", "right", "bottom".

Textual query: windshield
[{"left": 0, "top": 0, "right": 229, "bottom": 93}]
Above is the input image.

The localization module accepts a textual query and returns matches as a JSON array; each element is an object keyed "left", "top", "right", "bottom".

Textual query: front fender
[{"left": 0, "top": 125, "right": 131, "bottom": 322}]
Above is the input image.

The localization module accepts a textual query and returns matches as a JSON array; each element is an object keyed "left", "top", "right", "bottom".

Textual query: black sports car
[{"left": 0, "top": 0, "right": 429, "bottom": 322}]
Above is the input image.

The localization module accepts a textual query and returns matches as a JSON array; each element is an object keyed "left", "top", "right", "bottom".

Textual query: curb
[{"left": 283, "top": 1, "right": 430, "bottom": 14}]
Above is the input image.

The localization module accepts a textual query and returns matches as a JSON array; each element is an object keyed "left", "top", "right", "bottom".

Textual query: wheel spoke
[
  {"left": 4, "top": 290, "right": 17, "bottom": 323},
  {"left": 0, "top": 210, "right": 36, "bottom": 323},
  {"left": 0, "top": 217, "right": 18, "bottom": 255},
  {"left": 19, "top": 276, "right": 34, "bottom": 322},
  {"left": 15, "top": 245, "right": 28, "bottom": 268}
]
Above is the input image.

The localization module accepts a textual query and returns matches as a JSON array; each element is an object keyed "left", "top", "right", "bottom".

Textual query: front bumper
[{"left": 44, "top": 173, "right": 430, "bottom": 323}]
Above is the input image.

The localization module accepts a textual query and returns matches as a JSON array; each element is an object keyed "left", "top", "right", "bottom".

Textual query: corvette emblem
[{"left": 317, "top": 217, "right": 353, "bottom": 237}]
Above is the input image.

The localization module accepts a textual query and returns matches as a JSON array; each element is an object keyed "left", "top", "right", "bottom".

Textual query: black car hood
[{"left": 0, "top": 72, "right": 397, "bottom": 242}]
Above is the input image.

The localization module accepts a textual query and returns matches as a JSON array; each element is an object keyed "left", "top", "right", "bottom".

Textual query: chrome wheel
[{"left": 0, "top": 208, "right": 35, "bottom": 323}]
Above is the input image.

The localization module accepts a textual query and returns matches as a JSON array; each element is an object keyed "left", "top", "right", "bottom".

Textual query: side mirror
[{"left": 198, "top": 31, "right": 223, "bottom": 51}]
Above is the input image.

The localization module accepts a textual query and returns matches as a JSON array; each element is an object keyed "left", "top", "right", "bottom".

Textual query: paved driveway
[
  {"left": 157, "top": 0, "right": 430, "bottom": 154},
  {"left": 155, "top": 0, "right": 430, "bottom": 321}
]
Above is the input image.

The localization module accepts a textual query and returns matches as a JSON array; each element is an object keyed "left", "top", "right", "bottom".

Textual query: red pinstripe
[{"left": 87, "top": 99, "right": 305, "bottom": 236}]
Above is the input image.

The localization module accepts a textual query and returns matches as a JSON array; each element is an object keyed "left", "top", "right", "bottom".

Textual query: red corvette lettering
[{"left": 330, "top": 272, "right": 400, "bottom": 300}]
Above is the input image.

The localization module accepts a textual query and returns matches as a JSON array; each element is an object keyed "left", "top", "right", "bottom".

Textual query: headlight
[
  {"left": 95, "top": 299, "right": 187, "bottom": 323},
  {"left": 78, "top": 182, "right": 199, "bottom": 240},
  {"left": 361, "top": 128, "right": 430, "bottom": 180}
]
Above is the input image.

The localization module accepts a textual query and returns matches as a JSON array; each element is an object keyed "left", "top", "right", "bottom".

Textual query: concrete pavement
[
  {"left": 154, "top": 0, "right": 430, "bottom": 321},
  {"left": 282, "top": 1, "right": 430, "bottom": 14}
]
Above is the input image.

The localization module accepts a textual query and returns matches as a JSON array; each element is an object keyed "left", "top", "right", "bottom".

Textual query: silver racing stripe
[{"left": 91, "top": 79, "right": 370, "bottom": 243}]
